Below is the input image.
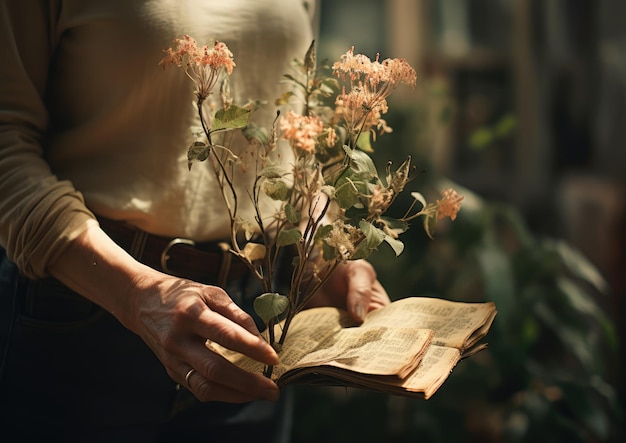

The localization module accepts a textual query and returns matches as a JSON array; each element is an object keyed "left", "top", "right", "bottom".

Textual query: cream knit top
[{"left": 0, "top": 0, "right": 316, "bottom": 278}]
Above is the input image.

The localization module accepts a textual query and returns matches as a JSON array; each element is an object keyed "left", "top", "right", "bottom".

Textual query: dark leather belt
[{"left": 98, "top": 217, "right": 250, "bottom": 286}]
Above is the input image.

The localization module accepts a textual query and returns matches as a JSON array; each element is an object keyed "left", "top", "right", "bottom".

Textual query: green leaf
[
  {"left": 476, "top": 244, "right": 516, "bottom": 326},
  {"left": 261, "top": 179, "right": 291, "bottom": 201},
  {"left": 276, "top": 228, "right": 302, "bottom": 247},
  {"left": 334, "top": 170, "right": 374, "bottom": 210},
  {"left": 242, "top": 122, "right": 269, "bottom": 146},
  {"left": 556, "top": 275, "right": 617, "bottom": 349},
  {"left": 285, "top": 204, "right": 300, "bottom": 224},
  {"left": 350, "top": 240, "right": 373, "bottom": 260},
  {"left": 334, "top": 178, "right": 362, "bottom": 209},
  {"left": 187, "top": 141, "right": 210, "bottom": 170},
  {"left": 211, "top": 105, "right": 251, "bottom": 132},
  {"left": 549, "top": 239, "right": 608, "bottom": 293},
  {"left": 468, "top": 127, "right": 494, "bottom": 151},
  {"left": 534, "top": 301, "right": 594, "bottom": 369},
  {"left": 359, "top": 220, "right": 384, "bottom": 251},
  {"left": 254, "top": 293, "right": 289, "bottom": 324},
  {"left": 356, "top": 131, "right": 374, "bottom": 153},
  {"left": 344, "top": 146, "right": 377, "bottom": 176},
  {"left": 274, "top": 91, "right": 295, "bottom": 106},
  {"left": 560, "top": 381, "right": 612, "bottom": 440},
  {"left": 494, "top": 114, "right": 517, "bottom": 138},
  {"left": 322, "top": 240, "right": 338, "bottom": 261},
  {"left": 556, "top": 275, "right": 604, "bottom": 319},
  {"left": 380, "top": 216, "right": 409, "bottom": 235},
  {"left": 383, "top": 236, "right": 405, "bottom": 256},
  {"left": 314, "top": 224, "right": 333, "bottom": 242}
]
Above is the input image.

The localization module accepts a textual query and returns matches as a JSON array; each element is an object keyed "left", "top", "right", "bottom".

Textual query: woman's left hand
[{"left": 308, "top": 259, "right": 390, "bottom": 322}]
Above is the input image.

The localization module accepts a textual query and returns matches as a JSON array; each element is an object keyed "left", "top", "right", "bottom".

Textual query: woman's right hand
[
  {"left": 127, "top": 270, "right": 280, "bottom": 403},
  {"left": 48, "top": 220, "right": 280, "bottom": 403}
]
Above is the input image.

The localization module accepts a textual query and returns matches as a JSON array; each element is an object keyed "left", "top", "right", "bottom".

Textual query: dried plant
[{"left": 161, "top": 37, "right": 462, "bottom": 375}]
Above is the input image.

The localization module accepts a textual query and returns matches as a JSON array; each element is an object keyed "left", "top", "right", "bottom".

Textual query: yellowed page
[
  {"left": 206, "top": 307, "right": 355, "bottom": 380},
  {"left": 362, "top": 297, "right": 496, "bottom": 350},
  {"left": 207, "top": 306, "right": 433, "bottom": 382},
  {"left": 398, "top": 345, "right": 461, "bottom": 399},
  {"left": 290, "top": 344, "right": 460, "bottom": 400},
  {"left": 293, "top": 327, "right": 433, "bottom": 378},
  {"left": 270, "top": 308, "right": 355, "bottom": 380}
]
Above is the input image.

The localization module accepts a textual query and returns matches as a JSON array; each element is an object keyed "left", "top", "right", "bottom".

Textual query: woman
[{"left": 0, "top": 0, "right": 389, "bottom": 441}]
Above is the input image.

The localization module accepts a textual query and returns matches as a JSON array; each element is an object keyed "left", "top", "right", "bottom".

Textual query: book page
[
  {"left": 269, "top": 308, "right": 356, "bottom": 380},
  {"left": 207, "top": 306, "right": 433, "bottom": 382},
  {"left": 362, "top": 297, "right": 496, "bottom": 350},
  {"left": 398, "top": 345, "right": 461, "bottom": 399},
  {"left": 206, "top": 307, "right": 355, "bottom": 380},
  {"left": 290, "top": 344, "right": 461, "bottom": 400},
  {"left": 292, "top": 327, "right": 432, "bottom": 378}
]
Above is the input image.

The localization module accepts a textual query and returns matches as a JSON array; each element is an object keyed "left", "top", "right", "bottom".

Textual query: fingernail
[{"left": 355, "top": 303, "right": 366, "bottom": 321}]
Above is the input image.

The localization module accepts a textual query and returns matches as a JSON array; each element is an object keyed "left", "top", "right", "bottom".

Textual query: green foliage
[
  {"left": 186, "top": 140, "right": 210, "bottom": 169},
  {"left": 293, "top": 184, "right": 621, "bottom": 442},
  {"left": 211, "top": 105, "right": 251, "bottom": 132},
  {"left": 261, "top": 178, "right": 291, "bottom": 201},
  {"left": 276, "top": 228, "right": 302, "bottom": 247},
  {"left": 253, "top": 292, "right": 289, "bottom": 324},
  {"left": 469, "top": 114, "right": 517, "bottom": 151},
  {"left": 176, "top": 38, "right": 466, "bottom": 367},
  {"left": 287, "top": 49, "right": 620, "bottom": 443},
  {"left": 361, "top": 182, "right": 621, "bottom": 442}
]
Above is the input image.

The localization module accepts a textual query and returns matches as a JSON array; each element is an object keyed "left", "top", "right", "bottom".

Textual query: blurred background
[{"left": 290, "top": 1, "right": 625, "bottom": 442}]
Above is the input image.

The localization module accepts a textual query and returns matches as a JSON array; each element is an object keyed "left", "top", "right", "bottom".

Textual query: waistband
[{"left": 98, "top": 217, "right": 250, "bottom": 287}]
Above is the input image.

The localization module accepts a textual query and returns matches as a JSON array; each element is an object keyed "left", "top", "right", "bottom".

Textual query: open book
[{"left": 208, "top": 296, "right": 496, "bottom": 399}]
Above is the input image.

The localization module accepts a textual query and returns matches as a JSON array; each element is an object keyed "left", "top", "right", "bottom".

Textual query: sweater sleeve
[{"left": 0, "top": 0, "right": 95, "bottom": 279}]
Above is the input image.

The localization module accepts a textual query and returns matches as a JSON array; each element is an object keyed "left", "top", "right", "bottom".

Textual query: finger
[
  {"left": 199, "top": 287, "right": 264, "bottom": 338},
  {"left": 369, "top": 280, "right": 391, "bottom": 310},
  {"left": 345, "top": 261, "right": 378, "bottom": 322},
  {"left": 195, "top": 308, "right": 279, "bottom": 366},
  {"left": 183, "top": 350, "right": 280, "bottom": 403}
]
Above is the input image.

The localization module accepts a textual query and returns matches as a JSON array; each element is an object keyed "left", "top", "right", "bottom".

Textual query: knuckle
[
  {"left": 203, "top": 285, "right": 229, "bottom": 305},
  {"left": 159, "top": 329, "right": 179, "bottom": 352},
  {"left": 210, "top": 322, "right": 238, "bottom": 346},
  {"left": 194, "top": 378, "right": 216, "bottom": 402},
  {"left": 232, "top": 308, "right": 254, "bottom": 327},
  {"left": 200, "top": 357, "right": 222, "bottom": 383},
  {"left": 349, "top": 260, "right": 376, "bottom": 281}
]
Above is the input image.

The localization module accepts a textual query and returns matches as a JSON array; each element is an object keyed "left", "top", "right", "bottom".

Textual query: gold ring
[{"left": 184, "top": 368, "right": 196, "bottom": 388}]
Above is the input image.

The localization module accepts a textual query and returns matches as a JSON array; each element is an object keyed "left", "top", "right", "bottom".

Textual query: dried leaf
[{"left": 242, "top": 242, "right": 266, "bottom": 262}]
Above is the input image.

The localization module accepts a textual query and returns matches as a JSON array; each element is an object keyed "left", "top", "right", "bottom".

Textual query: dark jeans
[{"left": 0, "top": 249, "right": 292, "bottom": 443}]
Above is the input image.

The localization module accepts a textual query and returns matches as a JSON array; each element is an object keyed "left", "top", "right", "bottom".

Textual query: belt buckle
[
  {"left": 159, "top": 238, "right": 233, "bottom": 286},
  {"left": 160, "top": 238, "right": 196, "bottom": 274}
]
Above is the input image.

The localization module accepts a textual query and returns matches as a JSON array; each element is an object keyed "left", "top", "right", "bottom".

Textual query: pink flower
[
  {"left": 331, "top": 47, "right": 416, "bottom": 138},
  {"left": 280, "top": 111, "right": 324, "bottom": 153},
  {"left": 436, "top": 188, "right": 464, "bottom": 221},
  {"left": 160, "top": 35, "right": 235, "bottom": 99}
]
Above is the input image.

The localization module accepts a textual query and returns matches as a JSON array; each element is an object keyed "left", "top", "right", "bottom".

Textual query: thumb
[{"left": 345, "top": 260, "right": 377, "bottom": 322}]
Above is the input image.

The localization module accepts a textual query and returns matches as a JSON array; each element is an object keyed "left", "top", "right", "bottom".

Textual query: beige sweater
[{"left": 0, "top": 0, "right": 315, "bottom": 278}]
